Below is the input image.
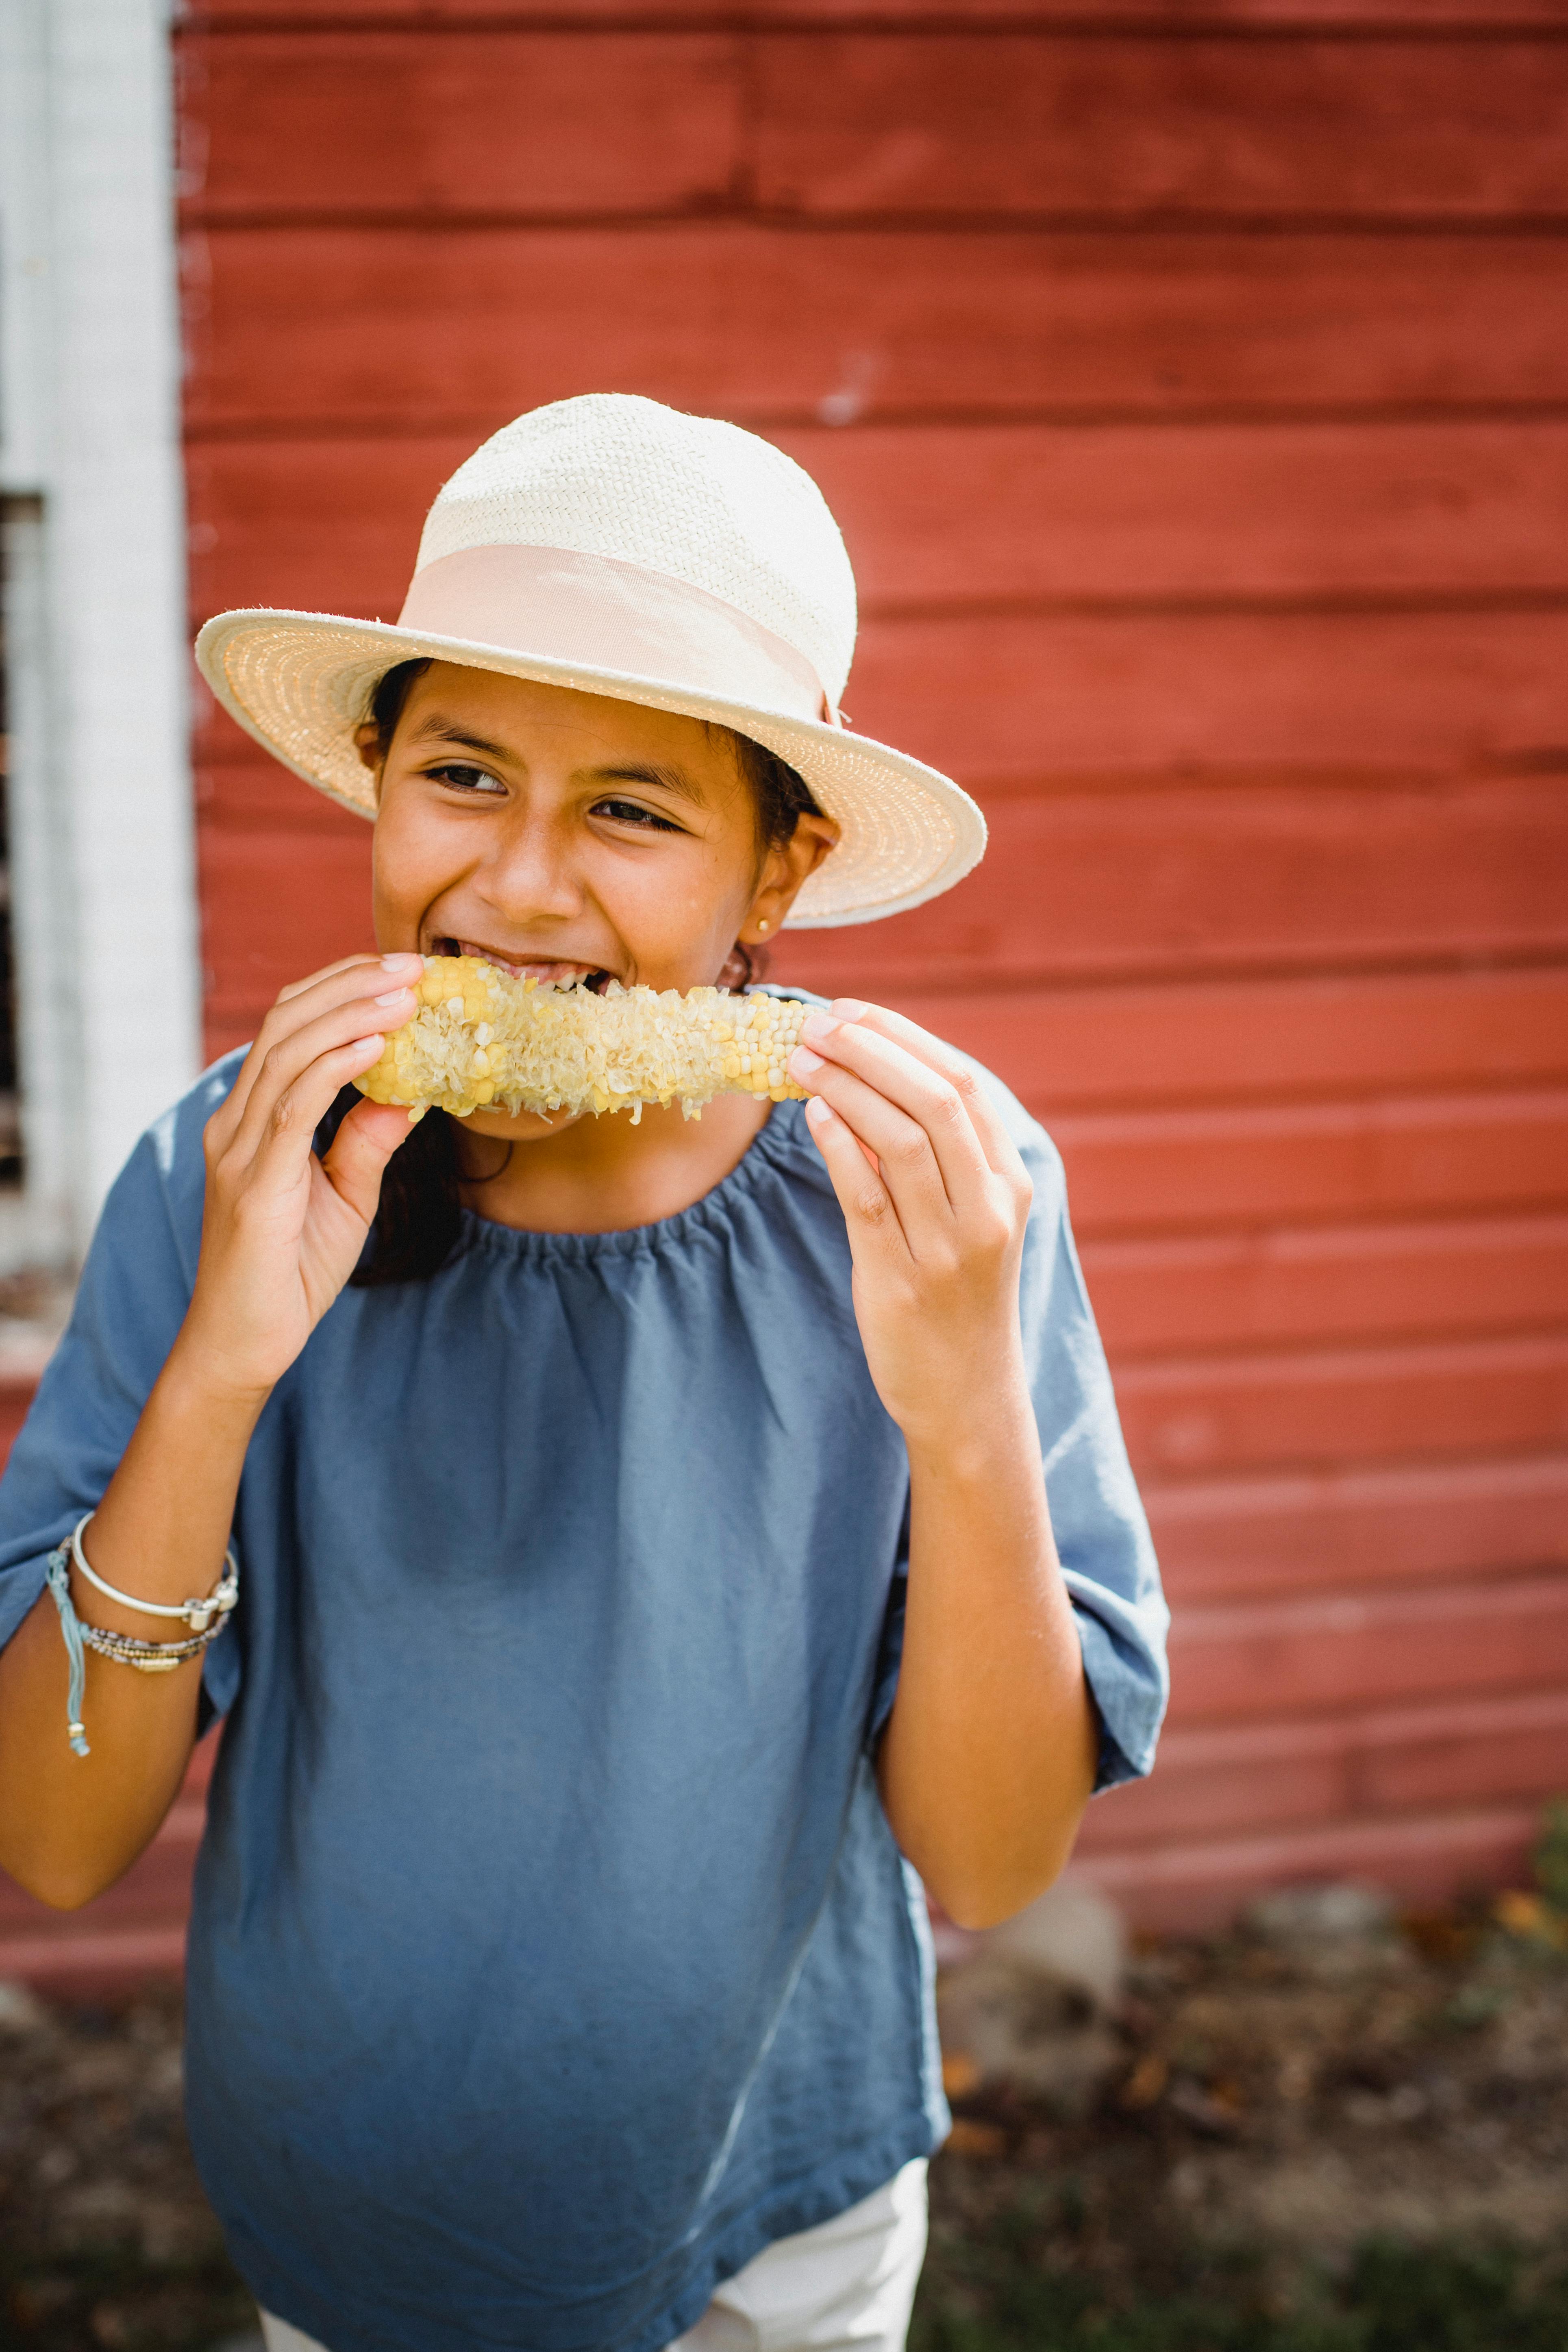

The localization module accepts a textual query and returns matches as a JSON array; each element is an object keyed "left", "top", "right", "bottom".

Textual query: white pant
[{"left": 259, "top": 2158, "right": 928, "bottom": 2352}]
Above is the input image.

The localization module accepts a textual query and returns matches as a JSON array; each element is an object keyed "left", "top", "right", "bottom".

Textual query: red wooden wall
[{"left": 4, "top": 0, "right": 1568, "bottom": 1974}]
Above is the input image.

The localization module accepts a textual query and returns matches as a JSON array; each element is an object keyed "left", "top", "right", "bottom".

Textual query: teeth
[{"left": 454, "top": 941, "right": 596, "bottom": 986}]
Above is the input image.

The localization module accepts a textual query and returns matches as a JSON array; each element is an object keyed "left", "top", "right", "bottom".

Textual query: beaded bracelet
[
  {"left": 44, "top": 1523, "right": 240, "bottom": 1758},
  {"left": 77, "top": 1621, "right": 213, "bottom": 1673}
]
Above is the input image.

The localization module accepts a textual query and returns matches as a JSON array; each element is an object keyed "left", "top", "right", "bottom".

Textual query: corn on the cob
[{"left": 354, "top": 955, "right": 813, "bottom": 1121}]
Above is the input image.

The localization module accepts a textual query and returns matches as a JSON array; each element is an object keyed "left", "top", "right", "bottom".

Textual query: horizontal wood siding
[
  {"left": 182, "top": 2, "right": 1568, "bottom": 24},
  {"left": 7, "top": 1, "right": 1562, "bottom": 1976},
  {"left": 184, "top": 228, "right": 1568, "bottom": 428},
  {"left": 172, "top": 3, "right": 1568, "bottom": 1932},
  {"left": 188, "top": 422, "right": 1568, "bottom": 601}
]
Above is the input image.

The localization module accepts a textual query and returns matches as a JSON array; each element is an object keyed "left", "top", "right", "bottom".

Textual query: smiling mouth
[{"left": 439, "top": 938, "right": 614, "bottom": 993}]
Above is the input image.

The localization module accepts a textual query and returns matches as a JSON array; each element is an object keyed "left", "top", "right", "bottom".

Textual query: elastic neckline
[{"left": 456, "top": 1096, "right": 813, "bottom": 1266}]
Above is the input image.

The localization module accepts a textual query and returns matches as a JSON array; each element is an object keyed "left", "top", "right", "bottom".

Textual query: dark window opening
[{"left": 0, "top": 511, "right": 26, "bottom": 1184}]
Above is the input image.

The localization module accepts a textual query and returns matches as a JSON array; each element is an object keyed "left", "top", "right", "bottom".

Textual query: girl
[{"left": 0, "top": 396, "right": 1167, "bottom": 2352}]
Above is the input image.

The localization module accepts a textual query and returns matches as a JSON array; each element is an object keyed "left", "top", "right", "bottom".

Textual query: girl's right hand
[{"left": 177, "top": 953, "right": 424, "bottom": 1400}]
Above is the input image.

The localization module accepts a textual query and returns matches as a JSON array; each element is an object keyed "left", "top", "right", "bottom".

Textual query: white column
[{"left": 0, "top": 0, "right": 200, "bottom": 1253}]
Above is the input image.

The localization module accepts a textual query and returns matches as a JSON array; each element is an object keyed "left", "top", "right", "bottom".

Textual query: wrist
[
  {"left": 899, "top": 1364, "right": 1039, "bottom": 1487},
  {"left": 160, "top": 1328, "right": 276, "bottom": 1427}
]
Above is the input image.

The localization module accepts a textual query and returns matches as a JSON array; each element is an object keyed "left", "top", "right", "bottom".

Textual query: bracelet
[
  {"left": 70, "top": 1512, "right": 238, "bottom": 1633},
  {"left": 78, "top": 1621, "right": 214, "bottom": 1673},
  {"left": 44, "top": 1527, "right": 240, "bottom": 1758}
]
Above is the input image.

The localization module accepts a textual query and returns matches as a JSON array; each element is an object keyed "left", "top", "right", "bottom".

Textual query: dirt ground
[
  {"left": 0, "top": 1886, "right": 1565, "bottom": 2352},
  {"left": 918, "top": 1884, "right": 1568, "bottom": 2351},
  {"left": 0, "top": 1980, "right": 253, "bottom": 2351}
]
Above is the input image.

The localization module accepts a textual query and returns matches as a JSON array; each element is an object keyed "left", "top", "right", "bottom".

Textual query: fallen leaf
[
  {"left": 1494, "top": 1890, "right": 1568, "bottom": 1948},
  {"left": 944, "top": 2117, "right": 1007, "bottom": 2159},
  {"left": 941, "top": 2051, "right": 981, "bottom": 2098},
  {"left": 1119, "top": 2051, "right": 1169, "bottom": 2110}
]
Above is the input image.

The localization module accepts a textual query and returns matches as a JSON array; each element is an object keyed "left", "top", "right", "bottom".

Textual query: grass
[
  {"left": 0, "top": 2246, "right": 255, "bottom": 2352},
  {"left": 9, "top": 2229, "right": 1568, "bottom": 2352},
  {"left": 913, "top": 2210, "right": 1568, "bottom": 2352}
]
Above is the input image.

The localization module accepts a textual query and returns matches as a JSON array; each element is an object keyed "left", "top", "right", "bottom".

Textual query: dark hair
[{"left": 346, "top": 658, "right": 825, "bottom": 1287}]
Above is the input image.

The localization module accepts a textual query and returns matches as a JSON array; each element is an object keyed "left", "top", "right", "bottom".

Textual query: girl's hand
[
  {"left": 178, "top": 954, "right": 423, "bottom": 1400},
  {"left": 789, "top": 1001, "right": 1034, "bottom": 1454}
]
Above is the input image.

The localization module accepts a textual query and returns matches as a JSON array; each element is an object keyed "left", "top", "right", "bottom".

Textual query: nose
[{"left": 473, "top": 804, "right": 584, "bottom": 927}]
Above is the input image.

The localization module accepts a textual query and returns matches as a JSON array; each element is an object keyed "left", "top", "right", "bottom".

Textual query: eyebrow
[{"left": 407, "top": 716, "right": 518, "bottom": 765}]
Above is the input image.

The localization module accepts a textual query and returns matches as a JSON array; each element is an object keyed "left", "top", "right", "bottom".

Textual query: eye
[
  {"left": 592, "top": 797, "right": 684, "bottom": 834},
  {"left": 427, "top": 762, "right": 506, "bottom": 797}
]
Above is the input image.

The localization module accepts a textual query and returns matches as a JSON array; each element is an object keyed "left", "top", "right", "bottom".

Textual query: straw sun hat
[{"left": 196, "top": 394, "right": 985, "bottom": 927}]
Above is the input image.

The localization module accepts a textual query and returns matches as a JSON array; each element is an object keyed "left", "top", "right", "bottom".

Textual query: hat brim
[{"left": 195, "top": 609, "right": 986, "bottom": 929}]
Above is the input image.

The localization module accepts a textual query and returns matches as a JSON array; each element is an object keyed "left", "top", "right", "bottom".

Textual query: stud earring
[{"left": 756, "top": 918, "right": 770, "bottom": 933}]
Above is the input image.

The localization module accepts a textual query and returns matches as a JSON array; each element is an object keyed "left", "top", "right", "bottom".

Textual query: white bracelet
[{"left": 69, "top": 1511, "right": 239, "bottom": 1634}]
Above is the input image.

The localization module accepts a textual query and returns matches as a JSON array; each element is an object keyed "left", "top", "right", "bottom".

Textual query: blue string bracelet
[
  {"left": 44, "top": 1530, "right": 239, "bottom": 1759},
  {"left": 44, "top": 1543, "right": 90, "bottom": 1757}
]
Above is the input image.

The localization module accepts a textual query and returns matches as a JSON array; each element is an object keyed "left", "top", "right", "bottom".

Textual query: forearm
[
  {"left": 877, "top": 1370, "right": 1098, "bottom": 1930},
  {"left": 0, "top": 1338, "right": 265, "bottom": 1907},
  {"left": 0, "top": 961, "right": 417, "bottom": 1910}
]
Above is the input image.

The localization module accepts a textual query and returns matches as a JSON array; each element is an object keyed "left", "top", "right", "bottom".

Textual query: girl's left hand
[{"left": 789, "top": 1001, "right": 1034, "bottom": 1452}]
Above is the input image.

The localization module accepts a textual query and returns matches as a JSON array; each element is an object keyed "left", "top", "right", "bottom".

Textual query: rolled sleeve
[
  {"left": 1006, "top": 1093, "right": 1170, "bottom": 1793},
  {"left": 0, "top": 1058, "right": 243, "bottom": 1718}
]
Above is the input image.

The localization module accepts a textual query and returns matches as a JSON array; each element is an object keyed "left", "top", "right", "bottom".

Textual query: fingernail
[
  {"left": 789, "top": 1045, "right": 824, "bottom": 1079},
  {"left": 380, "top": 951, "right": 421, "bottom": 973},
  {"left": 805, "top": 1095, "right": 835, "bottom": 1128},
  {"left": 831, "top": 998, "right": 868, "bottom": 1023},
  {"left": 374, "top": 986, "right": 413, "bottom": 1008},
  {"left": 801, "top": 1011, "right": 841, "bottom": 1047}
]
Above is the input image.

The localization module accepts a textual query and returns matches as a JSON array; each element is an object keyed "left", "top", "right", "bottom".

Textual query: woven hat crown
[{"left": 415, "top": 395, "right": 859, "bottom": 708}]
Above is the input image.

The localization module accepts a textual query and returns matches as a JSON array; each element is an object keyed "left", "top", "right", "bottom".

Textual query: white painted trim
[
  {"left": 0, "top": 0, "right": 200, "bottom": 1258},
  {"left": 2, "top": 496, "right": 79, "bottom": 1266}
]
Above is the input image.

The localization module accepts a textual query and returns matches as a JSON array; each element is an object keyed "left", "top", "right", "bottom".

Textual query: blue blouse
[{"left": 0, "top": 1011, "right": 1167, "bottom": 2352}]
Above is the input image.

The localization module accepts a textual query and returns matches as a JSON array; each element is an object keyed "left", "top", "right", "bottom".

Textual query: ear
[
  {"left": 740, "top": 811, "right": 841, "bottom": 942},
  {"left": 353, "top": 720, "right": 382, "bottom": 775}
]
